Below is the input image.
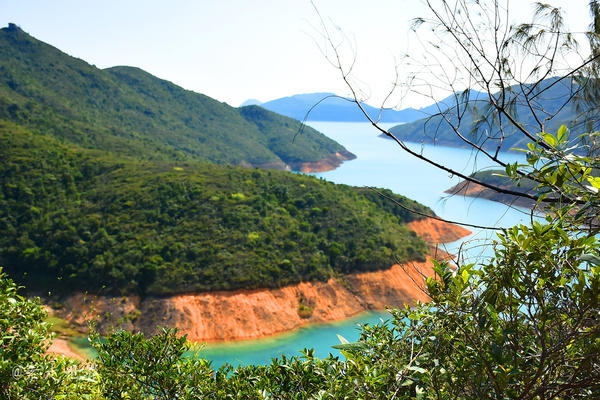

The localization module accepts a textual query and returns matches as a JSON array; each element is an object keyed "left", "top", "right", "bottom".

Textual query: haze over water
[{"left": 199, "top": 121, "right": 532, "bottom": 367}]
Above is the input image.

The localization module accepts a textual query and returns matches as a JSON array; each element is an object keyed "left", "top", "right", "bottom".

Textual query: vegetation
[
  {"left": 0, "top": 23, "right": 352, "bottom": 169},
  {"left": 464, "top": 170, "right": 537, "bottom": 192},
  {"left": 3, "top": 1, "right": 600, "bottom": 398},
  {"left": 0, "top": 120, "right": 430, "bottom": 295},
  {"left": 387, "top": 78, "right": 586, "bottom": 152},
  {"left": 0, "top": 269, "right": 101, "bottom": 399},
  {"left": 446, "top": 169, "right": 540, "bottom": 208}
]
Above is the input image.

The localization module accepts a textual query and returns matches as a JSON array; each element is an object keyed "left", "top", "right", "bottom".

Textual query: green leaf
[
  {"left": 557, "top": 125, "right": 567, "bottom": 142},
  {"left": 332, "top": 342, "right": 368, "bottom": 351},
  {"left": 336, "top": 334, "right": 349, "bottom": 344},
  {"left": 586, "top": 176, "right": 600, "bottom": 189},
  {"left": 407, "top": 366, "right": 427, "bottom": 374},
  {"left": 461, "top": 269, "right": 469, "bottom": 283},
  {"left": 581, "top": 254, "right": 600, "bottom": 266},
  {"left": 542, "top": 133, "right": 558, "bottom": 147}
]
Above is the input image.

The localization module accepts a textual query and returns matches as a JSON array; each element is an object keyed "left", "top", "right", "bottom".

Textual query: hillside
[
  {"left": 387, "top": 79, "right": 588, "bottom": 152},
  {"left": 0, "top": 23, "right": 352, "bottom": 170},
  {"left": 0, "top": 120, "right": 432, "bottom": 296}
]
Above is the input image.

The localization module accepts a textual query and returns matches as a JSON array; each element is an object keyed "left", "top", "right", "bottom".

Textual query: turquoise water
[
  {"left": 192, "top": 121, "right": 534, "bottom": 367},
  {"left": 67, "top": 312, "right": 392, "bottom": 367},
  {"left": 198, "top": 311, "right": 390, "bottom": 367}
]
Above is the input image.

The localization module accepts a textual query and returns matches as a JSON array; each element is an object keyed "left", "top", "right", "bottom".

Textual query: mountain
[
  {"left": 0, "top": 23, "right": 441, "bottom": 297},
  {"left": 387, "top": 79, "right": 591, "bottom": 152},
  {"left": 257, "top": 92, "right": 425, "bottom": 122},
  {"left": 415, "top": 90, "right": 488, "bottom": 115},
  {"left": 0, "top": 120, "right": 431, "bottom": 296},
  {"left": 0, "top": 23, "right": 353, "bottom": 170}
]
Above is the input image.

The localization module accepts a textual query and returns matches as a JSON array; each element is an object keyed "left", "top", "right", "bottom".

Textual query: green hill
[
  {"left": 387, "top": 79, "right": 596, "bottom": 152},
  {"left": 0, "top": 23, "right": 352, "bottom": 169},
  {"left": 0, "top": 120, "right": 430, "bottom": 296}
]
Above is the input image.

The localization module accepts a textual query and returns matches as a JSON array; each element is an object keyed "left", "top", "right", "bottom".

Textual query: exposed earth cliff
[{"left": 49, "top": 218, "right": 470, "bottom": 344}]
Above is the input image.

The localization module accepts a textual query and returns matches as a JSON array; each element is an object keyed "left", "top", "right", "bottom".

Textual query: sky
[{"left": 0, "top": 1, "right": 592, "bottom": 108}]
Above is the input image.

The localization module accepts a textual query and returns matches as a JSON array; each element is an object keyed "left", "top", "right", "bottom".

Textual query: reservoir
[{"left": 199, "top": 121, "right": 531, "bottom": 367}]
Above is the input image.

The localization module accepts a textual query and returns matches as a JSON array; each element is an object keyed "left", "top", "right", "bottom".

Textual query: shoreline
[
  {"left": 47, "top": 217, "right": 470, "bottom": 358},
  {"left": 445, "top": 179, "right": 537, "bottom": 209},
  {"left": 294, "top": 150, "right": 357, "bottom": 173},
  {"left": 52, "top": 256, "right": 440, "bottom": 344}
]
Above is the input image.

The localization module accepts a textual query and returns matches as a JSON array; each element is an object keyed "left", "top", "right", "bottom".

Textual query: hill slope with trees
[
  {"left": 0, "top": 120, "right": 431, "bottom": 296},
  {"left": 387, "top": 78, "right": 589, "bottom": 152},
  {"left": 0, "top": 23, "right": 353, "bottom": 170}
]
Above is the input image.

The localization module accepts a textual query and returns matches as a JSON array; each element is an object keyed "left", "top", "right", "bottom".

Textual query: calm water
[
  {"left": 199, "top": 311, "right": 390, "bottom": 367},
  {"left": 196, "top": 121, "right": 533, "bottom": 367}
]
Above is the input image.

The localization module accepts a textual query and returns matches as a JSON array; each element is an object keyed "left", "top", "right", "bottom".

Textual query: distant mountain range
[
  {"left": 244, "top": 90, "right": 489, "bottom": 124},
  {"left": 0, "top": 23, "right": 353, "bottom": 171},
  {"left": 243, "top": 93, "right": 424, "bottom": 123}
]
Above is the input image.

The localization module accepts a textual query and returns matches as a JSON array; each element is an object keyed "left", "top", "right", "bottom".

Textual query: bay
[{"left": 196, "top": 121, "right": 534, "bottom": 367}]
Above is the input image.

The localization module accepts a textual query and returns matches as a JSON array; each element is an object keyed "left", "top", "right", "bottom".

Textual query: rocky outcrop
[
  {"left": 292, "top": 150, "right": 357, "bottom": 173},
  {"left": 407, "top": 217, "right": 471, "bottom": 244}
]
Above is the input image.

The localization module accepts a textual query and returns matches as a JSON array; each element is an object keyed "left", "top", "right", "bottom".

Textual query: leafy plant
[{"left": 0, "top": 268, "right": 101, "bottom": 399}]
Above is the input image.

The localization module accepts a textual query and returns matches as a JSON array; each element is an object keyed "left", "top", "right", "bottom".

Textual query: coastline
[{"left": 445, "top": 179, "right": 537, "bottom": 209}]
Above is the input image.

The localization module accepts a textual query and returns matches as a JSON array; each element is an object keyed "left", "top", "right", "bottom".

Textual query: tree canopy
[
  {"left": 0, "top": 23, "right": 353, "bottom": 169},
  {"left": 0, "top": 120, "right": 430, "bottom": 296}
]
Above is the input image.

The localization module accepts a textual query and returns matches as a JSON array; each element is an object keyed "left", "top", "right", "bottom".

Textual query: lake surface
[{"left": 197, "top": 121, "right": 533, "bottom": 367}]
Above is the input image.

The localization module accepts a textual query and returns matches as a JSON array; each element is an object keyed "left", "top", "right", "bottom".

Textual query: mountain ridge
[
  {"left": 0, "top": 23, "right": 353, "bottom": 170},
  {"left": 256, "top": 92, "right": 423, "bottom": 122}
]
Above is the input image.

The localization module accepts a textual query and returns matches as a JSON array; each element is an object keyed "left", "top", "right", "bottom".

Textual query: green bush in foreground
[{"left": 0, "top": 268, "right": 101, "bottom": 400}]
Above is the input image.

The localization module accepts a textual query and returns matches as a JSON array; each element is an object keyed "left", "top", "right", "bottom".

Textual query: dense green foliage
[
  {"left": 0, "top": 23, "right": 351, "bottom": 169},
  {"left": 0, "top": 269, "right": 101, "bottom": 399},
  {"left": 91, "top": 328, "right": 211, "bottom": 399},
  {"left": 0, "top": 120, "right": 430, "bottom": 295}
]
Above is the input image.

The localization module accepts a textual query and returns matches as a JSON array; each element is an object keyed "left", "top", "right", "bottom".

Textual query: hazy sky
[{"left": 0, "top": 1, "right": 592, "bottom": 108}]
